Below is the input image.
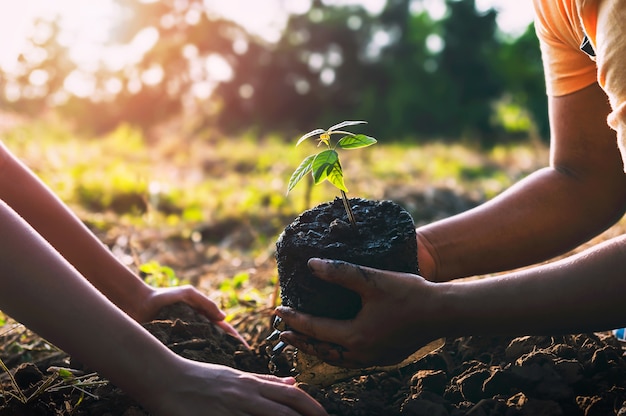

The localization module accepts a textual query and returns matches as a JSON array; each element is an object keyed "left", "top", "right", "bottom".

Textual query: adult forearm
[
  {"left": 418, "top": 84, "right": 626, "bottom": 282},
  {"left": 417, "top": 165, "right": 626, "bottom": 282},
  {"left": 440, "top": 234, "right": 626, "bottom": 337}
]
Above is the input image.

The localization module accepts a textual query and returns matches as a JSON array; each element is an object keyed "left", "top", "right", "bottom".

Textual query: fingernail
[
  {"left": 266, "top": 329, "right": 282, "bottom": 341},
  {"left": 272, "top": 315, "right": 286, "bottom": 331},
  {"left": 275, "top": 306, "right": 294, "bottom": 318},
  {"left": 272, "top": 315, "right": 282, "bottom": 327},
  {"left": 307, "top": 257, "right": 324, "bottom": 272},
  {"left": 272, "top": 341, "right": 287, "bottom": 354}
]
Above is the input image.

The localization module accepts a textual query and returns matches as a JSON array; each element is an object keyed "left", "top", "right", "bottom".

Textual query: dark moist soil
[
  {"left": 2, "top": 302, "right": 626, "bottom": 415},
  {"left": 276, "top": 197, "right": 419, "bottom": 319},
  {"left": 2, "top": 191, "right": 626, "bottom": 415}
]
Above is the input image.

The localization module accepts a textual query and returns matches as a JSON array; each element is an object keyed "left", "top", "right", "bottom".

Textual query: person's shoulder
[
  {"left": 534, "top": 0, "right": 597, "bottom": 96},
  {"left": 533, "top": 0, "right": 584, "bottom": 46}
]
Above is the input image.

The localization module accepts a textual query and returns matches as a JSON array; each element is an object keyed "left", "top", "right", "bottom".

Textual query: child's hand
[{"left": 138, "top": 285, "right": 249, "bottom": 348}]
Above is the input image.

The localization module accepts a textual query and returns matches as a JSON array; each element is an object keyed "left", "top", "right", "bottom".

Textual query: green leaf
[
  {"left": 287, "top": 154, "right": 315, "bottom": 194},
  {"left": 139, "top": 261, "right": 160, "bottom": 275},
  {"left": 337, "top": 134, "right": 377, "bottom": 149},
  {"left": 327, "top": 120, "right": 367, "bottom": 132},
  {"left": 327, "top": 160, "right": 348, "bottom": 192},
  {"left": 312, "top": 149, "right": 338, "bottom": 185},
  {"left": 232, "top": 271, "right": 250, "bottom": 289},
  {"left": 57, "top": 368, "right": 74, "bottom": 381},
  {"left": 295, "top": 129, "right": 326, "bottom": 146}
]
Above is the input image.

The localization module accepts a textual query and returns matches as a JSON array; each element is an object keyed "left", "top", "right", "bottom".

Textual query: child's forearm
[
  {"left": 0, "top": 142, "right": 151, "bottom": 317},
  {"left": 0, "top": 200, "right": 175, "bottom": 403}
]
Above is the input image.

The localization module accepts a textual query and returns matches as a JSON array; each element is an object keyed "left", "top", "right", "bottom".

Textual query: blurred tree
[
  {"left": 0, "top": 0, "right": 546, "bottom": 143},
  {"left": 436, "top": 0, "right": 503, "bottom": 142},
  {"left": 354, "top": 0, "right": 508, "bottom": 144},
  {"left": 494, "top": 23, "right": 549, "bottom": 140},
  {"left": 355, "top": 0, "right": 445, "bottom": 138},
  {"left": 1, "top": 18, "right": 75, "bottom": 115},
  {"left": 64, "top": 0, "right": 253, "bottom": 132},
  {"left": 1, "top": 0, "right": 257, "bottom": 133},
  {"left": 211, "top": 0, "right": 378, "bottom": 135}
]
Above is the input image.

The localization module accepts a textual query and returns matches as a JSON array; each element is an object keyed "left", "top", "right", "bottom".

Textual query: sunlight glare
[
  {"left": 0, "top": 1, "right": 535, "bottom": 71},
  {"left": 206, "top": 54, "right": 233, "bottom": 82},
  {"left": 0, "top": 0, "right": 116, "bottom": 73},
  {"left": 410, "top": 0, "right": 447, "bottom": 21},
  {"left": 476, "top": 0, "right": 535, "bottom": 35},
  {"left": 64, "top": 70, "right": 96, "bottom": 98},
  {"left": 324, "top": 0, "right": 386, "bottom": 15},
  {"left": 425, "top": 33, "right": 444, "bottom": 54},
  {"left": 0, "top": 0, "right": 536, "bottom": 101},
  {"left": 203, "top": 0, "right": 290, "bottom": 43},
  {"left": 58, "top": 0, "right": 117, "bottom": 70},
  {"left": 141, "top": 65, "right": 165, "bottom": 86},
  {"left": 105, "top": 78, "right": 124, "bottom": 95},
  {"left": 28, "top": 69, "right": 49, "bottom": 87}
]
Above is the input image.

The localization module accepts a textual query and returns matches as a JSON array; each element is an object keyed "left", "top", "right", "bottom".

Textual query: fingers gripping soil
[{"left": 307, "top": 258, "right": 383, "bottom": 295}]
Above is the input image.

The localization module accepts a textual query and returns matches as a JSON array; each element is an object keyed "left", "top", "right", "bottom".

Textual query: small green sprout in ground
[
  {"left": 139, "top": 261, "right": 187, "bottom": 288},
  {"left": 219, "top": 271, "right": 250, "bottom": 309},
  {"left": 218, "top": 271, "right": 267, "bottom": 316},
  {"left": 287, "top": 120, "right": 377, "bottom": 226}
]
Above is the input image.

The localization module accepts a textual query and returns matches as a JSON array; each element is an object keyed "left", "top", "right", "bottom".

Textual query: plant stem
[{"left": 340, "top": 190, "right": 357, "bottom": 228}]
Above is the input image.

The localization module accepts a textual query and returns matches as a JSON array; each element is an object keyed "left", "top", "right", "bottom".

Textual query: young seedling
[{"left": 287, "top": 120, "right": 377, "bottom": 227}]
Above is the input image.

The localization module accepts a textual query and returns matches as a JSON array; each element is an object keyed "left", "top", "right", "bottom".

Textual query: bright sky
[
  {"left": 0, "top": 0, "right": 535, "bottom": 74},
  {"left": 476, "top": 0, "right": 535, "bottom": 35}
]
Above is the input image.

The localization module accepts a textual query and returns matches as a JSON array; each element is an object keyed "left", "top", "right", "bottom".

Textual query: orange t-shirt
[{"left": 534, "top": 0, "right": 626, "bottom": 171}]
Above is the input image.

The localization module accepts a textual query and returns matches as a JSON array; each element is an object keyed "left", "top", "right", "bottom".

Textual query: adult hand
[
  {"left": 275, "top": 258, "right": 444, "bottom": 368},
  {"left": 147, "top": 359, "right": 328, "bottom": 416},
  {"left": 137, "top": 284, "right": 249, "bottom": 347}
]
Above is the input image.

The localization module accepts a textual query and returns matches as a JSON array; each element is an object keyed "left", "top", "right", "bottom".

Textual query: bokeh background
[{"left": 0, "top": 0, "right": 542, "bottom": 145}]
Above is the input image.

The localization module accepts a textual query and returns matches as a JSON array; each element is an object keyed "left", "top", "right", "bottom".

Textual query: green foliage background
[
  {"left": 0, "top": 0, "right": 545, "bottom": 146},
  {"left": 1, "top": 120, "right": 547, "bottom": 232}
]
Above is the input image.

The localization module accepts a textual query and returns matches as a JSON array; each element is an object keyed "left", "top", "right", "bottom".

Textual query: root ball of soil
[{"left": 276, "top": 197, "right": 418, "bottom": 319}]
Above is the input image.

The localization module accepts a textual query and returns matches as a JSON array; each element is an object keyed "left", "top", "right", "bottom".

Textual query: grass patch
[
  {"left": 0, "top": 118, "right": 555, "bottom": 315},
  {"left": 1, "top": 120, "right": 548, "bottom": 232}
]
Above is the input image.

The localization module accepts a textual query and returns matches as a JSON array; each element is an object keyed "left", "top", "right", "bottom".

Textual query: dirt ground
[
  {"left": 2, "top": 188, "right": 626, "bottom": 415},
  {"left": 2, "top": 301, "right": 626, "bottom": 416}
]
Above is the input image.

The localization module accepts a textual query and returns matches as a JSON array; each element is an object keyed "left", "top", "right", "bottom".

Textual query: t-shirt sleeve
[
  {"left": 591, "top": 0, "right": 626, "bottom": 171},
  {"left": 533, "top": 0, "right": 598, "bottom": 96}
]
